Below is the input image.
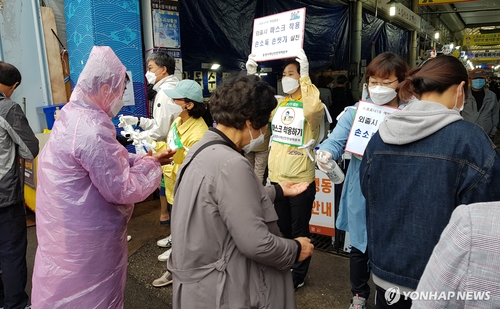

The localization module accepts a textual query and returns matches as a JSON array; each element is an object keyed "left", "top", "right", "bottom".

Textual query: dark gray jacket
[
  {"left": 0, "top": 91, "right": 39, "bottom": 207},
  {"left": 462, "top": 89, "right": 499, "bottom": 136},
  {"left": 168, "top": 128, "right": 299, "bottom": 309}
]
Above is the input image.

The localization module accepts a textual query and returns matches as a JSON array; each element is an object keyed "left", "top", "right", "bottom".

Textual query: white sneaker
[
  {"left": 157, "top": 235, "right": 172, "bottom": 248},
  {"left": 349, "top": 294, "right": 366, "bottom": 309},
  {"left": 158, "top": 248, "right": 172, "bottom": 262},
  {"left": 152, "top": 270, "right": 173, "bottom": 287}
]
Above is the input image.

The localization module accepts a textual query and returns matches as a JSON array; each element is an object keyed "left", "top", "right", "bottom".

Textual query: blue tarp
[
  {"left": 179, "top": 0, "right": 408, "bottom": 72},
  {"left": 259, "top": 0, "right": 349, "bottom": 71},
  {"left": 361, "top": 13, "right": 408, "bottom": 64}
]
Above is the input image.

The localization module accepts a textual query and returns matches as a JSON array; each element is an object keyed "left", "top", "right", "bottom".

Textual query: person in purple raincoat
[{"left": 31, "top": 46, "right": 174, "bottom": 309}]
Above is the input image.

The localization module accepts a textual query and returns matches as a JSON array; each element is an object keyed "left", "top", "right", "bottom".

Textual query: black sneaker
[{"left": 293, "top": 279, "right": 304, "bottom": 290}]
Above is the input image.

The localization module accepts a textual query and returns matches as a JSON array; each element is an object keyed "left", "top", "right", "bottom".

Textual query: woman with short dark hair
[
  {"left": 317, "top": 52, "right": 409, "bottom": 309},
  {"left": 167, "top": 75, "right": 314, "bottom": 309},
  {"left": 360, "top": 55, "right": 500, "bottom": 308}
]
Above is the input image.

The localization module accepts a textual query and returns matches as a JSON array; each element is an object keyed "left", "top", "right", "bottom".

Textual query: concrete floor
[{"left": 25, "top": 198, "right": 376, "bottom": 309}]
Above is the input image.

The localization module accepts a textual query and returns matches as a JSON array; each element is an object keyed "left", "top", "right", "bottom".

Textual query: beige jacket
[{"left": 268, "top": 76, "right": 324, "bottom": 183}]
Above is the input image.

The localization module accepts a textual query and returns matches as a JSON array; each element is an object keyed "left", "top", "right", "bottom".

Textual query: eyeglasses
[{"left": 368, "top": 78, "right": 398, "bottom": 87}]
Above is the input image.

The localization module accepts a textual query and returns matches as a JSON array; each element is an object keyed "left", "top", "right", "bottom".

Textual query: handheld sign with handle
[{"left": 251, "top": 8, "right": 306, "bottom": 62}]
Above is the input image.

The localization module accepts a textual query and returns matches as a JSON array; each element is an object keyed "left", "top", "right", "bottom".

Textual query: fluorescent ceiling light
[
  {"left": 211, "top": 64, "right": 220, "bottom": 70},
  {"left": 389, "top": 6, "right": 396, "bottom": 16}
]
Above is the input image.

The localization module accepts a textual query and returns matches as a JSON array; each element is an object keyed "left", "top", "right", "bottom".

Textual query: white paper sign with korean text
[
  {"left": 251, "top": 8, "right": 306, "bottom": 62},
  {"left": 345, "top": 101, "right": 400, "bottom": 156},
  {"left": 123, "top": 71, "right": 135, "bottom": 106},
  {"left": 271, "top": 100, "right": 305, "bottom": 146},
  {"left": 309, "top": 169, "right": 335, "bottom": 237}
]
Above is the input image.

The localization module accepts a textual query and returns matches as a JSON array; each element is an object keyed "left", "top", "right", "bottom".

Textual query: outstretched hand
[
  {"left": 145, "top": 149, "right": 176, "bottom": 165},
  {"left": 279, "top": 181, "right": 309, "bottom": 197}
]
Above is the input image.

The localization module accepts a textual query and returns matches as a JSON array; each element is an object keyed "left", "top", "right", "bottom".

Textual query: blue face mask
[{"left": 472, "top": 79, "right": 486, "bottom": 89}]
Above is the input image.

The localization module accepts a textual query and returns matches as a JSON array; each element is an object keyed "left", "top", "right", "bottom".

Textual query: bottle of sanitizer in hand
[
  {"left": 316, "top": 149, "right": 345, "bottom": 184},
  {"left": 323, "top": 159, "right": 345, "bottom": 184}
]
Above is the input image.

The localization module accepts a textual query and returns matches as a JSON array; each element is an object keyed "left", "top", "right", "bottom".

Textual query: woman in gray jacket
[{"left": 167, "top": 75, "right": 314, "bottom": 309}]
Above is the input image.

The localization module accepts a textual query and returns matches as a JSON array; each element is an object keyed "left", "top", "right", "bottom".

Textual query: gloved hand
[
  {"left": 134, "top": 131, "right": 151, "bottom": 143},
  {"left": 118, "top": 115, "right": 138, "bottom": 127},
  {"left": 316, "top": 150, "right": 333, "bottom": 173},
  {"left": 246, "top": 54, "right": 258, "bottom": 75},
  {"left": 295, "top": 48, "right": 309, "bottom": 78}
]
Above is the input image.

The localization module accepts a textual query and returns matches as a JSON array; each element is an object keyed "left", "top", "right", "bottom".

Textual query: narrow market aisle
[{"left": 26, "top": 197, "right": 375, "bottom": 309}]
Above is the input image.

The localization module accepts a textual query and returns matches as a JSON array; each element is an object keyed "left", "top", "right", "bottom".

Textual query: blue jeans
[{"left": 0, "top": 202, "right": 28, "bottom": 309}]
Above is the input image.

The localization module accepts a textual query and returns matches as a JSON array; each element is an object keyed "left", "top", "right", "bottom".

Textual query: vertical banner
[
  {"left": 251, "top": 8, "right": 306, "bottom": 61},
  {"left": 123, "top": 71, "right": 135, "bottom": 106},
  {"left": 310, "top": 169, "right": 335, "bottom": 236},
  {"left": 207, "top": 71, "right": 217, "bottom": 93},
  {"left": 193, "top": 71, "right": 203, "bottom": 89}
]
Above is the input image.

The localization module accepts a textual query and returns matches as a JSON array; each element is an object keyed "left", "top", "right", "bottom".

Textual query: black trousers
[
  {"left": 0, "top": 202, "right": 28, "bottom": 309},
  {"left": 273, "top": 181, "right": 316, "bottom": 283},
  {"left": 350, "top": 246, "right": 370, "bottom": 299},
  {"left": 375, "top": 285, "right": 412, "bottom": 309}
]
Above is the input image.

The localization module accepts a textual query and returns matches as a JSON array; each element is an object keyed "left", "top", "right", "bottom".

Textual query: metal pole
[
  {"left": 20, "top": 98, "right": 26, "bottom": 210},
  {"left": 350, "top": 0, "right": 363, "bottom": 100},
  {"left": 410, "top": 0, "right": 419, "bottom": 68}
]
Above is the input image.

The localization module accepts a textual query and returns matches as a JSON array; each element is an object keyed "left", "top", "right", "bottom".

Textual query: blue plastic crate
[{"left": 36, "top": 103, "right": 66, "bottom": 130}]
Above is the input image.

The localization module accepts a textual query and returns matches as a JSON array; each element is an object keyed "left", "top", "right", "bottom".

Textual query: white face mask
[
  {"left": 368, "top": 86, "right": 397, "bottom": 106},
  {"left": 145, "top": 70, "right": 158, "bottom": 84},
  {"left": 109, "top": 99, "right": 124, "bottom": 117},
  {"left": 242, "top": 129, "right": 264, "bottom": 154},
  {"left": 282, "top": 77, "right": 300, "bottom": 94},
  {"left": 166, "top": 101, "right": 183, "bottom": 119}
]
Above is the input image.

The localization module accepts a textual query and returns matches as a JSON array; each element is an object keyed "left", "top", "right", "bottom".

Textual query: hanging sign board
[
  {"left": 153, "top": 9, "right": 180, "bottom": 48},
  {"left": 193, "top": 71, "right": 203, "bottom": 89},
  {"left": 463, "top": 34, "right": 500, "bottom": 46},
  {"left": 345, "top": 101, "right": 400, "bottom": 157},
  {"left": 151, "top": 0, "right": 178, "bottom": 11},
  {"left": 251, "top": 8, "right": 306, "bottom": 62},
  {"left": 207, "top": 72, "right": 217, "bottom": 93},
  {"left": 419, "top": 0, "right": 476, "bottom": 5},
  {"left": 309, "top": 169, "right": 335, "bottom": 237}
]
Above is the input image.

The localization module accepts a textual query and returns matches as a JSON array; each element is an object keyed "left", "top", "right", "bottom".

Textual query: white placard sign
[
  {"left": 345, "top": 101, "right": 400, "bottom": 156},
  {"left": 123, "top": 71, "right": 135, "bottom": 106},
  {"left": 309, "top": 169, "right": 336, "bottom": 237},
  {"left": 251, "top": 8, "right": 306, "bottom": 62}
]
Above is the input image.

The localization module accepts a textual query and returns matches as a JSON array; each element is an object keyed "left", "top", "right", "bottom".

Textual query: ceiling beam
[
  {"left": 464, "top": 22, "right": 500, "bottom": 28},
  {"left": 419, "top": 8, "right": 500, "bottom": 15}
]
